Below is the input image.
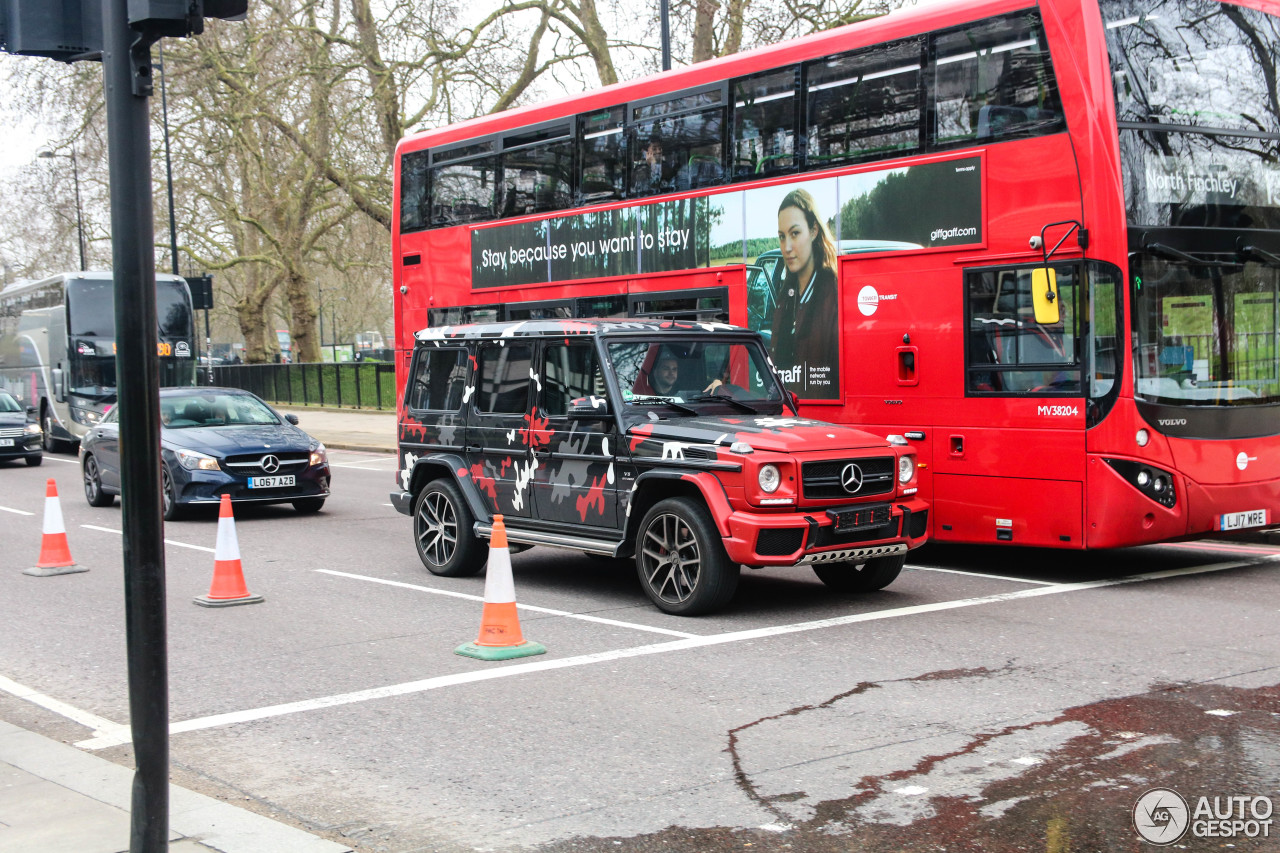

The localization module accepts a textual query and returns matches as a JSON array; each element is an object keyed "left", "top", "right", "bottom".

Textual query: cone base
[
  {"left": 455, "top": 640, "right": 546, "bottom": 661},
  {"left": 194, "top": 593, "right": 265, "bottom": 608},
  {"left": 24, "top": 564, "right": 88, "bottom": 577}
]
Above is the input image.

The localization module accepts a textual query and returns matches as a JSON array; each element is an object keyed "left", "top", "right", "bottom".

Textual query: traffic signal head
[
  {"left": 0, "top": 0, "right": 104, "bottom": 62},
  {"left": 127, "top": 0, "right": 248, "bottom": 38}
]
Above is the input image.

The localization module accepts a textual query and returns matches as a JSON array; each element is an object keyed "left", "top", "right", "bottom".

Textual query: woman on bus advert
[{"left": 770, "top": 188, "right": 839, "bottom": 399}]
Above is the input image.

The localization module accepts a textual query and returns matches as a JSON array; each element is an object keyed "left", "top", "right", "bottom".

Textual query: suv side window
[
  {"left": 542, "top": 342, "right": 605, "bottom": 415},
  {"left": 406, "top": 348, "right": 469, "bottom": 412},
  {"left": 476, "top": 343, "right": 534, "bottom": 413}
]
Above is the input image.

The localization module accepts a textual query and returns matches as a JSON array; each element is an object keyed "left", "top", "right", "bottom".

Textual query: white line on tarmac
[
  {"left": 317, "top": 569, "right": 701, "bottom": 639},
  {"left": 81, "top": 524, "right": 215, "bottom": 553},
  {"left": 907, "top": 565, "right": 1059, "bottom": 585},
  {"left": 40, "top": 455, "right": 78, "bottom": 464},
  {"left": 69, "top": 559, "right": 1264, "bottom": 750},
  {"left": 0, "top": 674, "right": 131, "bottom": 742},
  {"left": 0, "top": 505, "right": 35, "bottom": 516}
]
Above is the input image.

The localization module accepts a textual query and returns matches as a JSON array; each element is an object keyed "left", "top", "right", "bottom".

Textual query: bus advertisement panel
[{"left": 392, "top": 0, "right": 1280, "bottom": 550}]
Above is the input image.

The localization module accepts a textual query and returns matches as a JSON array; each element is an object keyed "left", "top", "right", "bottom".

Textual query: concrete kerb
[
  {"left": 273, "top": 405, "right": 397, "bottom": 455},
  {"left": 0, "top": 720, "right": 352, "bottom": 853}
]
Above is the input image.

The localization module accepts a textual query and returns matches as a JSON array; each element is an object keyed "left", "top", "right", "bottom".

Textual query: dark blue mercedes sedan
[{"left": 79, "top": 387, "right": 331, "bottom": 519}]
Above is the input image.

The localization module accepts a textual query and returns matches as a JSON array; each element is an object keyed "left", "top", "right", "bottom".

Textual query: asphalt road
[{"left": 1, "top": 448, "right": 1278, "bottom": 853}]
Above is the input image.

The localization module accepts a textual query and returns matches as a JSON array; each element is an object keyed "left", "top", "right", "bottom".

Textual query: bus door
[
  {"left": 470, "top": 340, "right": 537, "bottom": 520},
  {"left": 932, "top": 264, "right": 1087, "bottom": 547}
]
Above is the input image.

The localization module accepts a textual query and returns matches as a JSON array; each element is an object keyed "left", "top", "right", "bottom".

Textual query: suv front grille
[
  {"left": 802, "top": 457, "right": 895, "bottom": 500},
  {"left": 0, "top": 427, "right": 26, "bottom": 439}
]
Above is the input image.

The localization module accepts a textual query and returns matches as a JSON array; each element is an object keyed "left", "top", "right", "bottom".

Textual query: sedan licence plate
[
  {"left": 0, "top": 439, "right": 12, "bottom": 447},
  {"left": 1216, "top": 509, "right": 1269, "bottom": 531},
  {"left": 248, "top": 475, "right": 295, "bottom": 489}
]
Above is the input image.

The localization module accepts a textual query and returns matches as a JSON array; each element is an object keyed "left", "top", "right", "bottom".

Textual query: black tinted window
[
  {"left": 542, "top": 343, "right": 605, "bottom": 416},
  {"left": 807, "top": 39, "right": 922, "bottom": 167},
  {"left": 400, "top": 150, "right": 430, "bottom": 233},
  {"left": 407, "top": 348, "right": 468, "bottom": 411},
  {"left": 733, "top": 68, "right": 798, "bottom": 178},
  {"left": 477, "top": 343, "right": 533, "bottom": 413},
  {"left": 430, "top": 157, "right": 498, "bottom": 226},
  {"left": 931, "top": 11, "right": 1065, "bottom": 148}
]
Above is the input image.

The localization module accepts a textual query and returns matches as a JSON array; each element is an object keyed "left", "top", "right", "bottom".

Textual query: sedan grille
[
  {"left": 802, "top": 456, "right": 895, "bottom": 500},
  {"left": 221, "top": 451, "right": 310, "bottom": 476}
]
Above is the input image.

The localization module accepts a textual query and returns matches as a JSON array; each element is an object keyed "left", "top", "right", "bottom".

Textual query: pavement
[
  {"left": 0, "top": 720, "right": 351, "bottom": 853},
  {"left": 276, "top": 405, "right": 397, "bottom": 455}
]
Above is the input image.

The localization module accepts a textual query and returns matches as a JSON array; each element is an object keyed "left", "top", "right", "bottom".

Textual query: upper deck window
[
  {"left": 579, "top": 106, "right": 627, "bottom": 204},
  {"left": 1103, "top": 0, "right": 1280, "bottom": 137},
  {"left": 931, "top": 10, "right": 1065, "bottom": 148},
  {"left": 630, "top": 87, "right": 726, "bottom": 197},
  {"left": 732, "top": 68, "right": 799, "bottom": 179},
  {"left": 400, "top": 150, "right": 430, "bottom": 233},
  {"left": 430, "top": 141, "right": 498, "bottom": 227},
  {"left": 806, "top": 39, "right": 922, "bottom": 169},
  {"left": 500, "top": 123, "right": 574, "bottom": 217}
]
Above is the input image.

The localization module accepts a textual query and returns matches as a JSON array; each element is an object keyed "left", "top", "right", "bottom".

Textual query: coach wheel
[
  {"left": 414, "top": 479, "right": 484, "bottom": 577},
  {"left": 635, "top": 497, "right": 739, "bottom": 616},
  {"left": 812, "top": 554, "right": 905, "bottom": 593}
]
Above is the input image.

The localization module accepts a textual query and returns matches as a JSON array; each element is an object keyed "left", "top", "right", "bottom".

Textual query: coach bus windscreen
[
  {"left": 1132, "top": 256, "right": 1280, "bottom": 406},
  {"left": 67, "top": 278, "right": 196, "bottom": 394}
]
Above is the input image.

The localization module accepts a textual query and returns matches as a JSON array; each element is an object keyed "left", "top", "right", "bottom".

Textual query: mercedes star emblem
[
  {"left": 840, "top": 463, "right": 863, "bottom": 494},
  {"left": 260, "top": 454, "right": 281, "bottom": 474}
]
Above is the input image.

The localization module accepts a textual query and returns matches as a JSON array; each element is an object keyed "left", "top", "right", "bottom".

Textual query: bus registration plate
[
  {"left": 828, "top": 504, "right": 891, "bottom": 533},
  {"left": 248, "top": 475, "right": 295, "bottom": 489},
  {"left": 1216, "top": 509, "right": 1268, "bottom": 531}
]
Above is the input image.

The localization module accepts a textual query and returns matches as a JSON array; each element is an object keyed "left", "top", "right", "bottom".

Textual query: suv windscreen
[{"left": 606, "top": 338, "right": 784, "bottom": 410}]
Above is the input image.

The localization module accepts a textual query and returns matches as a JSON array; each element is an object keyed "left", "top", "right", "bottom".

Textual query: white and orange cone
[
  {"left": 194, "top": 495, "right": 264, "bottom": 607},
  {"left": 25, "top": 479, "right": 87, "bottom": 577},
  {"left": 455, "top": 515, "right": 545, "bottom": 660}
]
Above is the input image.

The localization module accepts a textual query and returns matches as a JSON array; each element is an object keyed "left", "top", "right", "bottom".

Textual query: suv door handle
[{"left": 465, "top": 445, "right": 482, "bottom": 454}]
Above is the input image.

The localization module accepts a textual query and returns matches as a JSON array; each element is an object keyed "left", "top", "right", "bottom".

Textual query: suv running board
[{"left": 474, "top": 523, "right": 621, "bottom": 557}]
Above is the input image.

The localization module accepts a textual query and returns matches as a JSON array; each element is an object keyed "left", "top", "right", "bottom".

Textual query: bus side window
[
  {"left": 732, "top": 68, "right": 798, "bottom": 179},
  {"left": 579, "top": 106, "right": 627, "bottom": 205}
]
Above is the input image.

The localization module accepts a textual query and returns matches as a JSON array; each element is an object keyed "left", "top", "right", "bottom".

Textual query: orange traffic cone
[
  {"left": 455, "top": 515, "right": 545, "bottom": 661},
  {"left": 194, "top": 495, "right": 264, "bottom": 607},
  {"left": 25, "top": 479, "right": 87, "bottom": 577}
]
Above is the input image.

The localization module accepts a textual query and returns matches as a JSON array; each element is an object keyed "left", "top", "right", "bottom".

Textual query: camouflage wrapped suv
[{"left": 390, "top": 319, "right": 928, "bottom": 615}]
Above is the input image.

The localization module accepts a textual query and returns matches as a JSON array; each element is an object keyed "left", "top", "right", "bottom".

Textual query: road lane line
[
  {"left": 907, "top": 565, "right": 1058, "bottom": 585},
  {"left": 68, "top": 558, "right": 1267, "bottom": 750},
  {"left": 40, "top": 455, "right": 79, "bottom": 464},
  {"left": 0, "top": 505, "right": 35, "bottom": 516},
  {"left": 0, "top": 674, "right": 131, "bottom": 742},
  {"left": 81, "top": 524, "right": 216, "bottom": 553},
  {"left": 1164, "top": 541, "right": 1279, "bottom": 556},
  {"left": 316, "top": 569, "right": 700, "bottom": 639}
]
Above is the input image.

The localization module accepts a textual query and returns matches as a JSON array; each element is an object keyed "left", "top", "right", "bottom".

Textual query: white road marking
[
  {"left": 0, "top": 674, "right": 130, "bottom": 742},
  {"left": 81, "top": 524, "right": 215, "bottom": 553},
  {"left": 0, "top": 505, "right": 35, "bottom": 516},
  {"left": 65, "top": 559, "right": 1265, "bottom": 750},
  {"left": 317, "top": 569, "right": 700, "bottom": 639},
  {"left": 907, "top": 565, "right": 1058, "bottom": 586},
  {"left": 40, "top": 455, "right": 79, "bottom": 464}
]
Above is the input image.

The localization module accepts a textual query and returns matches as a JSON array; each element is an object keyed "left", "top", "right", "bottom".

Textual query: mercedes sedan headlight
[{"left": 175, "top": 448, "right": 220, "bottom": 471}]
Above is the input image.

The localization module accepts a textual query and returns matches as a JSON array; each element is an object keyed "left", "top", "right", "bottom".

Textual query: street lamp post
[{"left": 37, "top": 147, "right": 88, "bottom": 271}]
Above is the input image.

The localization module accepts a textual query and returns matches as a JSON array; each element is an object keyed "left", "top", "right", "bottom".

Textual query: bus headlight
[
  {"left": 898, "top": 454, "right": 916, "bottom": 484},
  {"left": 176, "top": 448, "right": 220, "bottom": 471},
  {"left": 758, "top": 464, "right": 781, "bottom": 493}
]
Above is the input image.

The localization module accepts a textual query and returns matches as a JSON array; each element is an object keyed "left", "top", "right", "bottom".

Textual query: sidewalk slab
[{"left": 0, "top": 720, "right": 351, "bottom": 853}]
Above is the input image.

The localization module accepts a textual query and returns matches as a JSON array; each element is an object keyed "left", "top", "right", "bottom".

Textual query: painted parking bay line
[
  {"left": 316, "top": 569, "right": 701, "bottom": 639},
  {"left": 69, "top": 559, "right": 1269, "bottom": 750},
  {"left": 0, "top": 674, "right": 130, "bottom": 742}
]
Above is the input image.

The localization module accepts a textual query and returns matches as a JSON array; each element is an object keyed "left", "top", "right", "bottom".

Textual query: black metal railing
[{"left": 210, "top": 362, "right": 397, "bottom": 410}]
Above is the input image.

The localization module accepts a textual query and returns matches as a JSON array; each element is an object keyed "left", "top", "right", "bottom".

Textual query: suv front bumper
[{"left": 722, "top": 496, "right": 929, "bottom": 567}]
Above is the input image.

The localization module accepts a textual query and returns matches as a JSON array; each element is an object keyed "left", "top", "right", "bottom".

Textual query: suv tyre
[
  {"left": 414, "top": 479, "right": 485, "bottom": 577},
  {"left": 813, "top": 554, "right": 905, "bottom": 592},
  {"left": 635, "top": 497, "right": 739, "bottom": 615}
]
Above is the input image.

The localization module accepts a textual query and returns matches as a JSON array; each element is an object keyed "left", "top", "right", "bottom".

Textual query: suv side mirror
[
  {"left": 26, "top": 406, "right": 37, "bottom": 418},
  {"left": 567, "top": 396, "right": 611, "bottom": 420}
]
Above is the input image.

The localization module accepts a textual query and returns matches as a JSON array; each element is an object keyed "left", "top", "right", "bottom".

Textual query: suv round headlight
[
  {"left": 758, "top": 464, "right": 781, "bottom": 494},
  {"left": 897, "top": 455, "right": 916, "bottom": 484}
]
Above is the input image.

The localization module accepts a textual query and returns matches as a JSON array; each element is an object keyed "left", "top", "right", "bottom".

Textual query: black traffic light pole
[{"left": 102, "top": 1, "right": 169, "bottom": 849}]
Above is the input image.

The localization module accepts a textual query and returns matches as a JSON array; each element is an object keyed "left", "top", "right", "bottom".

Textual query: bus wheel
[
  {"left": 813, "top": 554, "right": 905, "bottom": 593},
  {"left": 635, "top": 497, "right": 739, "bottom": 616},
  {"left": 41, "top": 407, "right": 60, "bottom": 453},
  {"left": 82, "top": 454, "right": 114, "bottom": 507},
  {"left": 414, "top": 479, "right": 484, "bottom": 577}
]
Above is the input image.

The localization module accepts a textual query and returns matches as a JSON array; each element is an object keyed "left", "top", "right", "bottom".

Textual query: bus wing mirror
[
  {"left": 51, "top": 368, "right": 66, "bottom": 403},
  {"left": 1031, "top": 267, "right": 1060, "bottom": 325}
]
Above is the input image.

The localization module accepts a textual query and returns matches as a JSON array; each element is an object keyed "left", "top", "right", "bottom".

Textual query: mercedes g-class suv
[{"left": 390, "top": 319, "right": 928, "bottom": 615}]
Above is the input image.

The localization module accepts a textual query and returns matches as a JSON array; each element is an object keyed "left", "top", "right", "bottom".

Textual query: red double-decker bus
[{"left": 392, "top": 0, "right": 1280, "bottom": 550}]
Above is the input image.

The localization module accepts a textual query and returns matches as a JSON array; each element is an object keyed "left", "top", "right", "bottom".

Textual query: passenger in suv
[{"left": 391, "top": 319, "right": 928, "bottom": 615}]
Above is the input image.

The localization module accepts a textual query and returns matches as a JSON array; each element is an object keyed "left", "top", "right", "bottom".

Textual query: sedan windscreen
[{"left": 161, "top": 393, "right": 282, "bottom": 428}]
